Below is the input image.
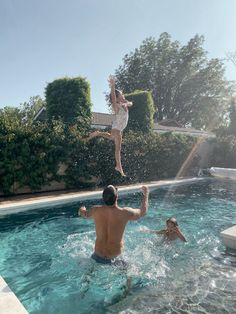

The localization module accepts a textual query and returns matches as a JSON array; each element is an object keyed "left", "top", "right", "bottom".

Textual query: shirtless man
[{"left": 79, "top": 185, "right": 149, "bottom": 265}]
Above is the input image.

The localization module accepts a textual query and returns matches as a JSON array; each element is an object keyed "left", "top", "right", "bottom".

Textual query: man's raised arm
[
  {"left": 126, "top": 186, "right": 149, "bottom": 220},
  {"left": 78, "top": 206, "right": 96, "bottom": 219}
]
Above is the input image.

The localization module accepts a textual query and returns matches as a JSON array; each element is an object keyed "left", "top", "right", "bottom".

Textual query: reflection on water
[{"left": 0, "top": 179, "right": 236, "bottom": 313}]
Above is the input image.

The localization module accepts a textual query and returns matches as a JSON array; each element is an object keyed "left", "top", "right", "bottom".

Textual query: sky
[{"left": 1, "top": 0, "right": 236, "bottom": 113}]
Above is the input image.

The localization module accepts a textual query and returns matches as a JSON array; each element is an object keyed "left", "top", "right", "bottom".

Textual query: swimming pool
[{"left": 0, "top": 179, "right": 236, "bottom": 313}]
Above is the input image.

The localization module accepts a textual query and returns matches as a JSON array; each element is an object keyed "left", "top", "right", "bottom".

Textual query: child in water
[
  {"left": 87, "top": 76, "right": 133, "bottom": 176},
  {"left": 147, "top": 217, "right": 187, "bottom": 242}
]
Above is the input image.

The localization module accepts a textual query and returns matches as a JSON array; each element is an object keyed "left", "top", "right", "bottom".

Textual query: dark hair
[
  {"left": 110, "top": 89, "right": 122, "bottom": 103},
  {"left": 166, "top": 217, "right": 178, "bottom": 226},
  {"left": 102, "top": 185, "right": 118, "bottom": 206}
]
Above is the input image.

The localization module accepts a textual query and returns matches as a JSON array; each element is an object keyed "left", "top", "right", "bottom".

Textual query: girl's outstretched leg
[
  {"left": 88, "top": 131, "right": 112, "bottom": 140},
  {"left": 114, "top": 133, "right": 125, "bottom": 177}
]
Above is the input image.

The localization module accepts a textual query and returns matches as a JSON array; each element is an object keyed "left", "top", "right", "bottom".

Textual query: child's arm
[
  {"left": 176, "top": 227, "right": 187, "bottom": 242},
  {"left": 141, "top": 230, "right": 158, "bottom": 234},
  {"left": 155, "top": 229, "right": 167, "bottom": 235}
]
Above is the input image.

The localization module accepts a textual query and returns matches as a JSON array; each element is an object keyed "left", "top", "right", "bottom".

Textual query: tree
[
  {"left": 20, "top": 96, "right": 45, "bottom": 123},
  {"left": 45, "top": 77, "right": 92, "bottom": 130},
  {"left": 228, "top": 97, "right": 236, "bottom": 135},
  {"left": 0, "top": 96, "right": 45, "bottom": 130},
  {"left": 125, "top": 90, "right": 154, "bottom": 132},
  {"left": 0, "top": 106, "right": 23, "bottom": 131},
  {"left": 226, "top": 51, "right": 236, "bottom": 67},
  {"left": 115, "top": 32, "right": 234, "bottom": 129}
]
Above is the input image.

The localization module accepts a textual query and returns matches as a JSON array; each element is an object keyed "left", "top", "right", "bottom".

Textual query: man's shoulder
[
  {"left": 91, "top": 205, "right": 104, "bottom": 211},
  {"left": 118, "top": 206, "right": 138, "bottom": 215},
  {"left": 116, "top": 206, "right": 131, "bottom": 211}
]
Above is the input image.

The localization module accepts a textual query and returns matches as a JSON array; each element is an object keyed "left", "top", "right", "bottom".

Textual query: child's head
[
  {"left": 110, "top": 89, "right": 126, "bottom": 103},
  {"left": 166, "top": 217, "right": 178, "bottom": 229}
]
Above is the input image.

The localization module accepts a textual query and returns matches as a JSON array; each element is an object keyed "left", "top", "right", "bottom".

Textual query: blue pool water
[{"left": 0, "top": 179, "right": 236, "bottom": 314}]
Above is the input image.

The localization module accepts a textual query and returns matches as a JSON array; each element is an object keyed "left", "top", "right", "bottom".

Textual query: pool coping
[
  {"left": 0, "top": 276, "right": 28, "bottom": 314},
  {"left": 0, "top": 177, "right": 204, "bottom": 216}
]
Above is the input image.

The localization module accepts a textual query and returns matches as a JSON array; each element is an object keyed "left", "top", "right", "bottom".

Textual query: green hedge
[
  {"left": 125, "top": 91, "right": 154, "bottom": 132},
  {"left": 0, "top": 117, "right": 197, "bottom": 194},
  {"left": 45, "top": 77, "right": 92, "bottom": 129},
  {"left": 210, "top": 135, "right": 236, "bottom": 168},
  {"left": 55, "top": 131, "right": 198, "bottom": 188},
  {"left": 0, "top": 119, "right": 67, "bottom": 194}
]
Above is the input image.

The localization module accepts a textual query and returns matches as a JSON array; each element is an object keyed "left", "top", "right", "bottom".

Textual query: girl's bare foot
[
  {"left": 115, "top": 166, "right": 126, "bottom": 177},
  {"left": 88, "top": 131, "right": 99, "bottom": 139}
]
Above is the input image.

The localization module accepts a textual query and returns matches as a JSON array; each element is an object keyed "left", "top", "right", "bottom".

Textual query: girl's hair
[
  {"left": 110, "top": 89, "right": 122, "bottom": 102},
  {"left": 166, "top": 217, "right": 178, "bottom": 226}
]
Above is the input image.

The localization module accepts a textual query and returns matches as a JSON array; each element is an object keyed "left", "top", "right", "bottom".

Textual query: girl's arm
[
  {"left": 108, "top": 76, "right": 119, "bottom": 112},
  {"left": 142, "top": 229, "right": 166, "bottom": 234},
  {"left": 155, "top": 229, "right": 167, "bottom": 235}
]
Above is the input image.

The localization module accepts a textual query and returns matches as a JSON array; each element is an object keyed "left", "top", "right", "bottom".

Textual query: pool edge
[
  {"left": 0, "top": 177, "right": 205, "bottom": 216},
  {"left": 0, "top": 276, "right": 28, "bottom": 314}
]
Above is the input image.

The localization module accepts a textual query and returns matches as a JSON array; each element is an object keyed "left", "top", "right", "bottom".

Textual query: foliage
[
  {"left": 20, "top": 96, "right": 46, "bottom": 124},
  {"left": 65, "top": 131, "right": 197, "bottom": 187},
  {"left": 45, "top": 77, "right": 92, "bottom": 131},
  {"left": 115, "top": 32, "right": 234, "bottom": 129},
  {"left": 0, "top": 116, "right": 67, "bottom": 194},
  {"left": 210, "top": 135, "right": 236, "bottom": 168},
  {"left": 0, "top": 107, "right": 23, "bottom": 131},
  {"left": 0, "top": 114, "right": 197, "bottom": 194},
  {"left": 0, "top": 96, "right": 45, "bottom": 128},
  {"left": 125, "top": 91, "right": 154, "bottom": 132},
  {"left": 228, "top": 97, "right": 236, "bottom": 135}
]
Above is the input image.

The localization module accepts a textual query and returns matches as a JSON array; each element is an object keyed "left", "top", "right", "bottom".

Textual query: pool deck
[
  {"left": 0, "top": 177, "right": 204, "bottom": 216},
  {"left": 221, "top": 225, "right": 236, "bottom": 250},
  {"left": 0, "top": 277, "right": 28, "bottom": 314}
]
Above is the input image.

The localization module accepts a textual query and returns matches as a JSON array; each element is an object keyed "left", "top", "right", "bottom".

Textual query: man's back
[
  {"left": 79, "top": 185, "right": 149, "bottom": 261},
  {"left": 92, "top": 205, "right": 130, "bottom": 258}
]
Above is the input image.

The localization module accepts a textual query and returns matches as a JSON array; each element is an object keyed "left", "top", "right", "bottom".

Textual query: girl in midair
[{"left": 88, "top": 76, "right": 133, "bottom": 176}]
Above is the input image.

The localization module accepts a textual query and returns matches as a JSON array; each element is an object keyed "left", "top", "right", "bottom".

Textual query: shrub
[
  {"left": 125, "top": 91, "right": 154, "bottom": 132},
  {"left": 0, "top": 118, "right": 66, "bottom": 194},
  {"left": 67, "top": 131, "right": 198, "bottom": 186},
  {"left": 210, "top": 135, "right": 236, "bottom": 168},
  {"left": 45, "top": 77, "right": 92, "bottom": 132},
  {"left": 0, "top": 113, "right": 198, "bottom": 195}
]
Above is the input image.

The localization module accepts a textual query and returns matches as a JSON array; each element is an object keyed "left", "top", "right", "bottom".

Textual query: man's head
[
  {"left": 102, "top": 185, "right": 118, "bottom": 206},
  {"left": 166, "top": 217, "right": 178, "bottom": 229}
]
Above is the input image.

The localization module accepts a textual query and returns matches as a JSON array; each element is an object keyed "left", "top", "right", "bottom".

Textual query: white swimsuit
[{"left": 112, "top": 104, "right": 129, "bottom": 131}]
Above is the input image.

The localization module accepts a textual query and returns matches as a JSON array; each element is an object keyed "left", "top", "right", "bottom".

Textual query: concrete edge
[
  {"left": 0, "top": 177, "right": 204, "bottom": 216},
  {"left": 0, "top": 276, "right": 28, "bottom": 314}
]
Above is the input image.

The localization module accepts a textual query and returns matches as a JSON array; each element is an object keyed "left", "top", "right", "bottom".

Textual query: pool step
[
  {"left": 221, "top": 225, "right": 236, "bottom": 250},
  {"left": 0, "top": 276, "right": 28, "bottom": 314}
]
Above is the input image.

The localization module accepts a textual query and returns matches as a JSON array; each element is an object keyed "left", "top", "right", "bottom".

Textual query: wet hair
[
  {"left": 102, "top": 185, "right": 118, "bottom": 206},
  {"left": 166, "top": 217, "right": 178, "bottom": 226},
  {"left": 110, "top": 89, "right": 122, "bottom": 102}
]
